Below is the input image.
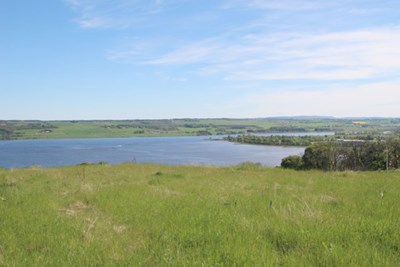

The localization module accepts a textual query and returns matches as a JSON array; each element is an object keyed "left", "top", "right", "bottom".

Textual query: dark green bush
[{"left": 281, "top": 155, "right": 303, "bottom": 170}]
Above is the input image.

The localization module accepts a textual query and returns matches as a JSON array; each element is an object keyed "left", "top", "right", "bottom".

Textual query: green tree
[
  {"left": 281, "top": 155, "right": 303, "bottom": 170},
  {"left": 302, "top": 142, "right": 335, "bottom": 171}
]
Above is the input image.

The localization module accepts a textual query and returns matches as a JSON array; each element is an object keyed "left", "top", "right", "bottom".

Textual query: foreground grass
[{"left": 0, "top": 164, "right": 399, "bottom": 266}]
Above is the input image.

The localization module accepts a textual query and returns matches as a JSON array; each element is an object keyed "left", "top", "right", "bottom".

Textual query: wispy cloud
[
  {"left": 76, "top": 0, "right": 400, "bottom": 82},
  {"left": 65, "top": 0, "right": 400, "bottom": 108},
  {"left": 64, "top": 0, "right": 171, "bottom": 29},
  {"left": 220, "top": 0, "right": 324, "bottom": 10},
  {"left": 116, "top": 27, "right": 400, "bottom": 82},
  {"left": 244, "top": 81, "right": 400, "bottom": 117},
  {"left": 228, "top": 0, "right": 394, "bottom": 13},
  {"left": 247, "top": 0, "right": 331, "bottom": 11}
]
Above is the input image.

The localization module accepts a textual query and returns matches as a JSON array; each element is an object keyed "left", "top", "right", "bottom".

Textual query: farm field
[
  {"left": 1, "top": 118, "right": 400, "bottom": 140},
  {"left": 1, "top": 163, "right": 399, "bottom": 266}
]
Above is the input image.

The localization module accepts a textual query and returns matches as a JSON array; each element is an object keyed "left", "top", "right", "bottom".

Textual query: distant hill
[{"left": 262, "top": 116, "right": 336, "bottom": 120}]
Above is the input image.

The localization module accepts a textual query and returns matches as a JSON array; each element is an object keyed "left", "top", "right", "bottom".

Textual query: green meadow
[{"left": 1, "top": 163, "right": 399, "bottom": 266}]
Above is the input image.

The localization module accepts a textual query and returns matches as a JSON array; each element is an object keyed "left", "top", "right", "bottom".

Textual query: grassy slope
[{"left": 1, "top": 164, "right": 399, "bottom": 266}]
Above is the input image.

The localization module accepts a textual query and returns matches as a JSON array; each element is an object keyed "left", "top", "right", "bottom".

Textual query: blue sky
[{"left": 1, "top": 0, "right": 400, "bottom": 119}]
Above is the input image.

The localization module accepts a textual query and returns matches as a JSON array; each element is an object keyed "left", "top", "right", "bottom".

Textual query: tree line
[
  {"left": 224, "top": 134, "right": 334, "bottom": 147},
  {"left": 281, "top": 138, "right": 400, "bottom": 171}
]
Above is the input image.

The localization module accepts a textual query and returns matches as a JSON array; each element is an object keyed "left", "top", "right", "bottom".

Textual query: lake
[{"left": 0, "top": 136, "right": 307, "bottom": 168}]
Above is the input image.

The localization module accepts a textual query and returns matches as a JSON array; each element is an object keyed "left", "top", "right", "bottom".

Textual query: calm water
[{"left": 0, "top": 136, "right": 307, "bottom": 168}]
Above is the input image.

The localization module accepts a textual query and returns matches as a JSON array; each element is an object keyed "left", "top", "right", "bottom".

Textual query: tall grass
[{"left": 0, "top": 164, "right": 399, "bottom": 266}]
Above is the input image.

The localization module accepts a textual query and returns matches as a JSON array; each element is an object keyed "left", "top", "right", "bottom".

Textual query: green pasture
[
  {"left": 1, "top": 164, "right": 399, "bottom": 266},
  {"left": 2, "top": 118, "right": 399, "bottom": 140}
]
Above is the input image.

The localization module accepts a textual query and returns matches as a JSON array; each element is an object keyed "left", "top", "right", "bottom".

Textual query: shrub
[{"left": 281, "top": 155, "right": 303, "bottom": 170}]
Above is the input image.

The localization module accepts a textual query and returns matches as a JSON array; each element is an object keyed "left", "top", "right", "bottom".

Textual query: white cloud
[
  {"left": 64, "top": 0, "right": 400, "bottom": 119},
  {"left": 66, "top": 0, "right": 400, "bottom": 84},
  {"left": 77, "top": 17, "right": 109, "bottom": 29},
  {"left": 244, "top": 81, "right": 400, "bottom": 117},
  {"left": 140, "top": 27, "right": 400, "bottom": 81},
  {"left": 64, "top": 0, "right": 170, "bottom": 29},
  {"left": 228, "top": 0, "right": 396, "bottom": 13},
  {"left": 145, "top": 40, "right": 221, "bottom": 65},
  {"left": 247, "top": 0, "right": 330, "bottom": 10}
]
